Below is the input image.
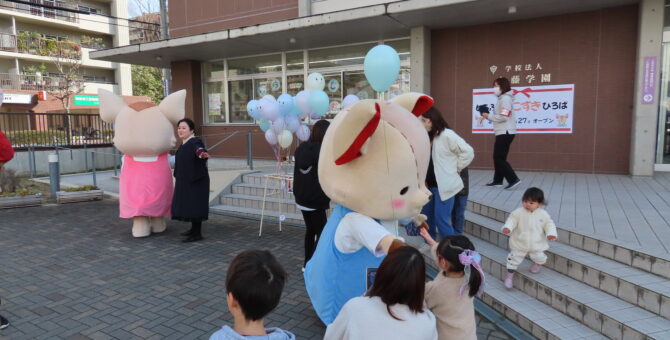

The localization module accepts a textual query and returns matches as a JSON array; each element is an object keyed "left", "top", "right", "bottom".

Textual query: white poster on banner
[{"left": 472, "top": 84, "right": 575, "bottom": 134}]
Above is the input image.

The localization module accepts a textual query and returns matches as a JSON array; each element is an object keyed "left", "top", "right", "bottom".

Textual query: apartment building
[{"left": 0, "top": 0, "right": 132, "bottom": 112}]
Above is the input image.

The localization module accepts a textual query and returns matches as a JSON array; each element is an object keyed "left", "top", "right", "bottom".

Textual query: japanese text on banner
[{"left": 471, "top": 84, "right": 575, "bottom": 134}]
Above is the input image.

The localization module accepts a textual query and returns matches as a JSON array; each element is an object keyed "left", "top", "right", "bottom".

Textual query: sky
[{"left": 128, "top": 0, "right": 160, "bottom": 18}]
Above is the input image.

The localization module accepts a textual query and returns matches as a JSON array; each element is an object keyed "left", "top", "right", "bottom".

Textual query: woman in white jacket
[{"left": 420, "top": 108, "right": 474, "bottom": 239}]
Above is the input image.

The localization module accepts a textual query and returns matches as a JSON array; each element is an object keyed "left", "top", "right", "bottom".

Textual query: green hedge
[{"left": 7, "top": 130, "right": 68, "bottom": 146}]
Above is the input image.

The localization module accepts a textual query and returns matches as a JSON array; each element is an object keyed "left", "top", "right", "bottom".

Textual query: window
[
  {"left": 202, "top": 39, "right": 411, "bottom": 124},
  {"left": 228, "top": 54, "right": 281, "bottom": 76},
  {"left": 205, "top": 81, "right": 226, "bottom": 124},
  {"left": 308, "top": 43, "right": 375, "bottom": 69},
  {"left": 77, "top": 5, "right": 98, "bottom": 14},
  {"left": 83, "top": 75, "right": 107, "bottom": 83},
  {"left": 228, "top": 79, "right": 253, "bottom": 123},
  {"left": 203, "top": 61, "right": 224, "bottom": 80}
]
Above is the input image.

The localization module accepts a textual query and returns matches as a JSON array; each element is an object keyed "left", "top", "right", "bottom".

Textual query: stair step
[
  {"left": 469, "top": 235, "right": 670, "bottom": 339},
  {"left": 406, "top": 234, "right": 604, "bottom": 340},
  {"left": 242, "top": 173, "right": 293, "bottom": 187},
  {"left": 221, "top": 193, "right": 302, "bottom": 215},
  {"left": 231, "top": 182, "right": 295, "bottom": 199},
  {"left": 467, "top": 200, "right": 670, "bottom": 280},
  {"left": 210, "top": 204, "right": 304, "bottom": 225},
  {"left": 465, "top": 212, "right": 670, "bottom": 318}
]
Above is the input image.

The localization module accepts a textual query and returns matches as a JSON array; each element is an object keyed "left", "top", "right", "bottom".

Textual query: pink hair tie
[{"left": 457, "top": 249, "right": 487, "bottom": 297}]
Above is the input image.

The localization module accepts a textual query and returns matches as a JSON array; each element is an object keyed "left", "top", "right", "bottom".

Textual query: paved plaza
[{"left": 0, "top": 200, "right": 512, "bottom": 339}]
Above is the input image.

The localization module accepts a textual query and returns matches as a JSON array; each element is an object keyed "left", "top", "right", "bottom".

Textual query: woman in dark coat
[
  {"left": 293, "top": 120, "right": 330, "bottom": 270},
  {"left": 172, "top": 118, "right": 210, "bottom": 243}
]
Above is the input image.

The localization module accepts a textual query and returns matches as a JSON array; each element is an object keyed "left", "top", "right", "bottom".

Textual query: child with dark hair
[
  {"left": 324, "top": 246, "right": 437, "bottom": 340},
  {"left": 419, "top": 231, "right": 483, "bottom": 340},
  {"left": 209, "top": 250, "right": 294, "bottom": 340},
  {"left": 502, "top": 187, "right": 558, "bottom": 289}
]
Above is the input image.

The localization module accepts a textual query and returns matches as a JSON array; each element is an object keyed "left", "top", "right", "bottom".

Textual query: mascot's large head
[
  {"left": 98, "top": 89, "right": 186, "bottom": 157},
  {"left": 318, "top": 93, "right": 434, "bottom": 220}
]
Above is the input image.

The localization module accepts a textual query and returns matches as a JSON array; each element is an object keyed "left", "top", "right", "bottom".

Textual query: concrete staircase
[{"left": 210, "top": 172, "right": 670, "bottom": 339}]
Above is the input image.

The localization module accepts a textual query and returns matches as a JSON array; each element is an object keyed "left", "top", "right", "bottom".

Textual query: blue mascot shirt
[{"left": 303, "top": 204, "right": 387, "bottom": 325}]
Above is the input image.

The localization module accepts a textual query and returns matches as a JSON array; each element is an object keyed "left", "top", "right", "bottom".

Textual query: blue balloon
[
  {"left": 309, "top": 90, "right": 330, "bottom": 116},
  {"left": 258, "top": 119, "right": 271, "bottom": 132},
  {"left": 277, "top": 93, "right": 294, "bottom": 117},
  {"left": 247, "top": 100, "right": 261, "bottom": 120},
  {"left": 364, "top": 45, "right": 400, "bottom": 92}
]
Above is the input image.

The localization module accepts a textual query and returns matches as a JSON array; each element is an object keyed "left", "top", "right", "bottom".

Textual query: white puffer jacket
[
  {"left": 502, "top": 207, "right": 558, "bottom": 252},
  {"left": 431, "top": 129, "right": 474, "bottom": 201}
]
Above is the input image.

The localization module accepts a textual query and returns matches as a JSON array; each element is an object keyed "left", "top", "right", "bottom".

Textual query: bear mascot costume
[
  {"left": 98, "top": 89, "right": 186, "bottom": 238},
  {"left": 304, "top": 92, "right": 434, "bottom": 324}
]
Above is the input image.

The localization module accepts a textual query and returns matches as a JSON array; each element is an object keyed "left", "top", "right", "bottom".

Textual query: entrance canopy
[{"left": 91, "top": 0, "right": 637, "bottom": 67}]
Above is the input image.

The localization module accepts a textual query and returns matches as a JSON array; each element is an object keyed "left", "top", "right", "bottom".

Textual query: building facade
[
  {"left": 91, "top": 0, "right": 665, "bottom": 175},
  {"left": 0, "top": 0, "right": 133, "bottom": 112}
]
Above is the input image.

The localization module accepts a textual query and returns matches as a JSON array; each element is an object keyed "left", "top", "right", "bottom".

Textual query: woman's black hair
[
  {"left": 435, "top": 235, "right": 483, "bottom": 298},
  {"left": 308, "top": 119, "right": 330, "bottom": 144},
  {"left": 493, "top": 77, "right": 512, "bottom": 94},
  {"left": 522, "top": 187, "right": 546, "bottom": 205},
  {"left": 177, "top": 118, "right": 196, "bottom": 131},
  {"left": 421, "top": 107, "right": 450, "bottom": 141},
  {"left": 367, "top": 246, "right": 426, "bottom": 320}
]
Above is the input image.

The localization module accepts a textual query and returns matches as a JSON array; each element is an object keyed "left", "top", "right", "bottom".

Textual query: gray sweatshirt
[{"left": 488, "top": 91, "right": 516, "bottom": 135}]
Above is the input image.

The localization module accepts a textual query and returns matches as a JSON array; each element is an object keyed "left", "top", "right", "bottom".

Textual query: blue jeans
[
  {"left": 451, "top": 194, "right": 468, "bottom": 234},
  {"left": 421, "top": 186, "right": 456, "bottom": 239}
]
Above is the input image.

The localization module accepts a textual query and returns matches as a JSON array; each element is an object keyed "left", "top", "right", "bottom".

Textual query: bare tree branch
[{"left": 48, "top": 41, "right": 84, "bottom": 114}]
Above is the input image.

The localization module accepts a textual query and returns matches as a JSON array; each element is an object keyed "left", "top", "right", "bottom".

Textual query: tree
[
  {"left": 48, "top": 40, "right": 84, "bottom": 113},
  {"left": 132, "top": 65, "right": 163, "bottom": 104}
]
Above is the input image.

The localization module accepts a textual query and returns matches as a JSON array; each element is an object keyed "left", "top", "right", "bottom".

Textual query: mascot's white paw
[
  {"left": 132, "top": 216, "right": 151, "bottom": 238},
  {"left": 150, "top": 217, "right": 167, "bottom": 233}
]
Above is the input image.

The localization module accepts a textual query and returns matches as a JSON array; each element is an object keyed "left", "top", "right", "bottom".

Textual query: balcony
[
  {"left": 0, "top": 72, "right": 66, "bottom": 91},
  {"left": 0, "top": 0, "right": 78, "bottom": 23}
]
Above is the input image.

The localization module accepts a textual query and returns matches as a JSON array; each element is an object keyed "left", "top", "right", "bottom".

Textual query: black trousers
[
  {"left": 493, "top": 133, "right": 519, "bottom": 184},
  {"left": 301, "top": 209, "right": 327, "bottom": 266}
]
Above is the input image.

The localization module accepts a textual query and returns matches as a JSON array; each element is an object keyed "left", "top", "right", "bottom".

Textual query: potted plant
[
  {"left": 56, "top": 184, "right": 103, "bottom": 204},
  {"left": 0, "top": 169, "right": 43, "bottom": 209}
]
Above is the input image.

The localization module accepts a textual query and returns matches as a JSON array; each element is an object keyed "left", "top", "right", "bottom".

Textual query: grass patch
[{"left": 62, "top": 185, "right": 99, "bottom": 192}]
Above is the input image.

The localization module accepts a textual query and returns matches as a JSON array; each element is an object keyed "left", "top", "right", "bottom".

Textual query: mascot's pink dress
[{"left": 119, "top": 153, "right": 173, "bottom": 218}]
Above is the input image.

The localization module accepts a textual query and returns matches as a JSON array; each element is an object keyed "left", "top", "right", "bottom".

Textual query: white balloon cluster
[{"left": 249, "top": 72, "right": 361, "bottom": 149}]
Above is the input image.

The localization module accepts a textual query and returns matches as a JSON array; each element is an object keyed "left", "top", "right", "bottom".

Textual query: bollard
[
  {"left": 84, "top": 144, "right": 88, "bottom": 171},
  {"left": 91, "top": 151, "right": 97, "bottom": 187},
  {"left": 48, "top": 153, "right": 59, "bottom": 199},
  {"left": 28, "top": 146, "right": 35, "bottom": 178},
  {"left": 113, "top": 148, "right": 118, "bottom": 176},
  {"left": 247, "top": 131, "right": 253, "bottom": 170}
]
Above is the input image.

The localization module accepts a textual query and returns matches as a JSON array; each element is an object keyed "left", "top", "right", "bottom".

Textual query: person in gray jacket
[{"left": 481, "top": 77, "right": 521, "bottom": 190}]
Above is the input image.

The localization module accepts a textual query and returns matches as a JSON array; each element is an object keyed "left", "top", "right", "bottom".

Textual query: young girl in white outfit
[
  {"left": 419, "top": 230, "right": 484, "bottom": 340},
  {"left": 502, "top": 187, "right": 558, "bottom": 288}
]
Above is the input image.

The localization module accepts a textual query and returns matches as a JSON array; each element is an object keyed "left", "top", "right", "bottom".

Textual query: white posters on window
[
  {"left": 472, "top": 84, "right": 575, "bottom": 134},
  {"left": 208, "top": 93, "right": 221, "bottom": 113}
]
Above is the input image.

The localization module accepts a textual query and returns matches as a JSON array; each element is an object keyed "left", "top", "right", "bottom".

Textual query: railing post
[
  {"left": 48, "top": 152, "right": 59, "bottom": 199},
  {"left": 91, "top": 151, "right": 97, "bottom": 187},
  {"left": 28, "top": 146, "right": 35, "bottom": 178},
  {"left": 247, "top": 130, "right": 253, "bottom": 170}
]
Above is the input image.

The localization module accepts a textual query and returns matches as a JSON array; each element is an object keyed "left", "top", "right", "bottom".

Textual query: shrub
[
  {"left": 62, "top": 185, "right": 98, "bottom": 192},
  {"left": 6, "top": 130, "right": 68, "bottom": 146}
]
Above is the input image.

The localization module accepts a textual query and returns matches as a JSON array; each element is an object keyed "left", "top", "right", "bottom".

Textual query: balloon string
[{"left": 379, "top": 92, "right": 397, "bottom": 236}]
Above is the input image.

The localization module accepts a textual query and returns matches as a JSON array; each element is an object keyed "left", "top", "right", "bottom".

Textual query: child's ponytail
[{"left": 435, "top": 235, "right": 486, "bottom": 298}]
